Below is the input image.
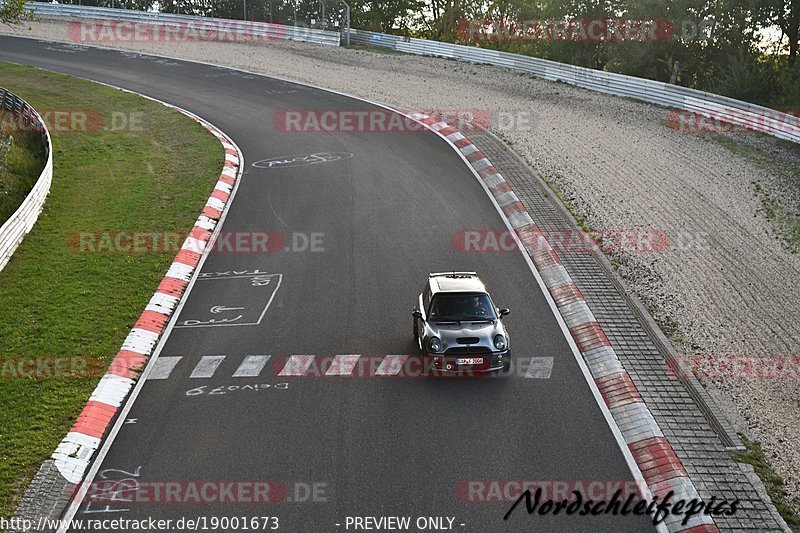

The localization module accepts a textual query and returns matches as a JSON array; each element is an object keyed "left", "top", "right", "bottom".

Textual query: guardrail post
[{"left": 341, "top": 0, "right": 349, "bottom": 45}]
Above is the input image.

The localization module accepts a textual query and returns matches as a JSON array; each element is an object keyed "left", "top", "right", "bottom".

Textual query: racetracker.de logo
[
  {"left": 1, "top": 356, "right": 106, "bottom": 379},
  {"left": 1, "top": 109, "right": 142, "bottom": 133},
  {"left": 273, "top": 109, "right": 496, "bottom": 133},
  {"left": 458, "top": 18, "right": 676, "bottom": 42},
  {"left": 68, "top": 19, "right": 287, "bottom": 44},
  {"left": 457, "top": 480, "right": 647, "bottom": 502},
  {"left": 666, "top": 109, "right": 800, "bottom": 134},
  {"left": 82, "top": 480, "right": 287, "bottom": 505},
  {"left": 453, "top": 229, "right": 671, "bottom": 254},
  {"left": 668, "top": 354, "right": 800, "bottom": 380},
  {"left": 68, "top": 231, "right": 324, "bottom": 254}
]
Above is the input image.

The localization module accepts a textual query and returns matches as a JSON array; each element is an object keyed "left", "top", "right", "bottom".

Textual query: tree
[
  {"left": 1, "top": 0, "right": 33, "bottom": 26},
  {"left": 761, "top": 0, "right": 799, "bottom": 65},
  {"left": 348, "top": 0, "right": 423, "bottom": 34}
]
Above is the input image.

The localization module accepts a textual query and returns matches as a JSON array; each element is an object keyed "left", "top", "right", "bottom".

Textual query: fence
[
  {"left": 348, "top": 29, "right": 800, "bottom": 144},
  {"left": 26, "top": 1, "right": 342, "bottom": 47},
  {"left": 0, "top": 88, "right": 53, "bottom": 273}
]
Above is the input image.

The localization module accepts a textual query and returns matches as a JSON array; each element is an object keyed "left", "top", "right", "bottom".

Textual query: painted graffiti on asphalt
[{"left": 252, "top": 152, "right": 354, "bottom": 169}]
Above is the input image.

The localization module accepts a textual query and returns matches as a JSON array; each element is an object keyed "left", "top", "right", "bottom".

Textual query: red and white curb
[
  {"left": 51, "top": 109, "right": 240, "bottom": 488},
  {"left": 408, "top": 113, "right": 717, "bottom": 533}
]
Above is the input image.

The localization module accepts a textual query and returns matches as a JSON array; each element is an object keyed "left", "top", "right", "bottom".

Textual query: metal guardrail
[
  {"left": 348, "top": 29, "right": 800, "bottom": 144},
  {"left": 27, "top": 2, "right": 341, "bottom": 47},
  {"left": 0, "top": 88, "right": 53, "bottom": 272}
]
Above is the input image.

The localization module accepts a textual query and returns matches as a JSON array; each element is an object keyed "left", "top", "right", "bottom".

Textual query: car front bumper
[{"left": 428, "top": 350, "right": 510, "bottom": 373}]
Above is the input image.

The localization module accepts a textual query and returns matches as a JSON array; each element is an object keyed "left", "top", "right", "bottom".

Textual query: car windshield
[{"left": 428, "top": 293, "right": 496, "bottom": 322}]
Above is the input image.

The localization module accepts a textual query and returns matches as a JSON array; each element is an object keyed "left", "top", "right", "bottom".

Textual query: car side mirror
[
  {"left": 412, "top": 310, "right": 423, "bottom": 319},
  {"left": 499, "top": 308, "right": 510, "bottom": 317}
]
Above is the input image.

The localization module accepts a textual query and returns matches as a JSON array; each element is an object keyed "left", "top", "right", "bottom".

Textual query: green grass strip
[
  {"left": 732, "top": 435, "right": 800, "bottom": 528},
  {"left": 0, "top": 119, "right": 46, "bottom": 224},
  {"left": 0, "top": 62, "right": 223, "bottom": 518}
]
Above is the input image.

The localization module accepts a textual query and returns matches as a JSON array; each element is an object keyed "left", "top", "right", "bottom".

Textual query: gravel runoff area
[{"left": 3, "top": 20, "right": 800, "bottom": 510}]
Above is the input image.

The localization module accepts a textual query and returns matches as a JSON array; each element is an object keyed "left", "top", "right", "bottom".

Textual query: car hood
[{"left": 427, "top": 320, "right": 507, "bottom": 351}]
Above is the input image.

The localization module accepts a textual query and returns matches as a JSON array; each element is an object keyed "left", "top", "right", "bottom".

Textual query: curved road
[{"left": 1, "top": 36, "right": 653, "bottom": 532}]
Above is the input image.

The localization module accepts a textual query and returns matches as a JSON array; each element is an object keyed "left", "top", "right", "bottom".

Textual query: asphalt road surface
[{"left": 1, "top": 36, "right": 655, "bottom": 532}]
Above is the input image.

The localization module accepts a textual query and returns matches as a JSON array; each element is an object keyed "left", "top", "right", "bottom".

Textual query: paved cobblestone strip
[
  {"left": 11, "top": 108, "right": 242, "bottom": 532},
  {"left": 409, "top": 112, "right": 717, "bottom": 533}
]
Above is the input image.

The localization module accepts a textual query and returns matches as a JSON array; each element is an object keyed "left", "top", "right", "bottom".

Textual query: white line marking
[
  {"left": 174, "top": 274, "right": 282, "bottom": 328},
  {"left": 278, "top": 355, "right": 315, "bottom": 376},
  {"left": 233, "top": 355, "right": 271, "bottom": 377},
  {"left": 55, "top": 96, "right": 245, "bottom": 533},
  {"left": 190, "top": 355, "right": 226, "bottom": 378},
  {"left": 325, "top": 354, "right": 361, "bottom": 376},
  {"left": 375, "top": 354, "right": 409, "bottom": 376},
  {"left": 525, "top": 357, "right": 554, "bottom": 379},
  {"left": 255, "top": 274, "right": 282, "bottom": 324},
  {"left": 196, "top": 275, "right": 269, "bottom": 280},
  {"left": 148, "top": 356, "right": 182, "bottom": 380},
  {"left": 197, "top": 271, "right": 273, "bottom": 279}
]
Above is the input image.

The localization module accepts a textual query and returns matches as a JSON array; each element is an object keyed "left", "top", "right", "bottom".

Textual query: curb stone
[
  {"left": 9, "top": 106, "right": 241, "bottom": 533},
  {"left": 409, "top": 111, "right": 718, "bottom": 533}
]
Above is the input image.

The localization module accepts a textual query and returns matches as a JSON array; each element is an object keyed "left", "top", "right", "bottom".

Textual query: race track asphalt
[{"left": 0, "top": 36, "right": 655, "bottom": 532}]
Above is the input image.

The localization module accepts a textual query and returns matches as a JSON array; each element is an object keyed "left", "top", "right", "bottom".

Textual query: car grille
[
  {"left": 445, "top": 346, "right": 491, "bottom": 355},
  {"left": 456, "top": 337, "right": 480, "bottom": 344}
]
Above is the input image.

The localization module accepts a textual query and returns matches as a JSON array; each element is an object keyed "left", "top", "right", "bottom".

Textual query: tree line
[{"left": 351, "top": 0, "right": 799, "bottom": 109}]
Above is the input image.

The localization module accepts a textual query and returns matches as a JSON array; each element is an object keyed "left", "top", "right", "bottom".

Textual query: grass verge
[
  {"left": 0, "top": 62, "right": 223, "bottom": 518},
  {"left": 0, "top": 114, "right": 46, "bottom": 224},
  {"left": 731, "top": 435, "right": 800, "bottom": 529}
]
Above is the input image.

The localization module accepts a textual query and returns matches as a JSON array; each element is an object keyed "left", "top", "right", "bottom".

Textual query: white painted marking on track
[
  {"left": 375, "top": 354, "right": 409, "bottom": 376},
  {"left": 525, "top": 357, "right": 554, "bottom": 379},
  {"left": 233, "top": 355, "right": 271, "bottom": 378},
  {"left": 278, "top": 355, "right": 315, "bottom": 376},
  {"left": 148, "top": 356, "right": 182, "bottom": 380},
  {"left": 174, "top": 274, "right": 282, "bottom": 328},
  {"left": 326, "top": 354, "right": 361, "bottom": 376},
  {"left": 190, "top": 355, "right": 226, "bottom": 378}
]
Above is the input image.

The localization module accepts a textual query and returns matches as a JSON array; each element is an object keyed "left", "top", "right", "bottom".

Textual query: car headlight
[
  {"left": 429, "top": 336, "right": 442, "bottom": 353},
  {"left": 494, "top": 334, "right": 507, "bottom": 351}
]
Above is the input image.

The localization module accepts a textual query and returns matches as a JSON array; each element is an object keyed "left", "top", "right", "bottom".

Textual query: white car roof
[{"left": 429, "top": 272, "right": 487, "bottom": 294}]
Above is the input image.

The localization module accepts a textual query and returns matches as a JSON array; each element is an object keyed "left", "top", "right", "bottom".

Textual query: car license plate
[{"left": 456, "top": 358, "right": 483, "bottom": 365}]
